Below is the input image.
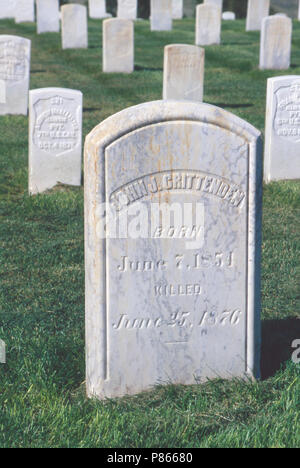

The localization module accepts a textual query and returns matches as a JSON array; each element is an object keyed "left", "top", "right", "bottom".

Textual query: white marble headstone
[
  {"left": 89, "top": 0, "right": 111, "bottom": 19},
  {"left": 103, "top": 19, "right": 134, "bottom": 73},
  {"left": 0, "top": 0, "right": 16, "bottom": 19},
  {"left": 222, "top": 11, "right": 236, "bottom": 21},
  {"left": 61, "top": 4, "right": 88, "bottom": 49},
  {"left": 15, "top": 0, "right": 35, "bottom": 23},
  {"left": 36, "top": 0, "right": 60, "bottom": 34},
  {"left": 0, "top": 79, "right": 5, "bottom": 103},
  {"left": 29, "top": 88, "right": 82, "bottom": 195},
  {"left": 298, "top": 0, "right": 300, "bottom": 21},
  {"left": 259, "top": 15, "right": 292, "bottom": 70},
  {"left": 204, "top": 0, "right": 223, "bottom": 11},
  {"left": 0, "top": 35, "right": 31, "bottom": 115},
  {"left": 246, "top": 0, "right": 270, "bottom": 31},
  {"left": 84, "top": 100, "right": 262, "bottom": 400},
  {"left": 117, "top": 0, "right": 137, "bottom": 20},
  {"left": 172, "top": 0, "right": 183, "bottom": 20},
  {"left": 151, "top": 0, "right": 172, "bottom": 31},
  {"left": 196, "top": 4, "right": 221, "bottom": 46},
  {"left": 163, "top": 44, "right": 205, "bottom": 101},
  {"left": 264, "top": 76, "right": 300, "bottom": 183}
]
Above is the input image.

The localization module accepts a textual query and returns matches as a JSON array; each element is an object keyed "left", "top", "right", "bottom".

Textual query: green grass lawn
[{"left": 0, "top": 17, "right": 299, "bottom": 448}]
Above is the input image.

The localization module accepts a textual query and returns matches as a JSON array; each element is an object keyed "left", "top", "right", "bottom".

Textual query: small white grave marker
[
  {"left": 0, "top": 35, "right": 31, "bottom": 115},
  {"left": 36, "top": 0, "right": 60, "bottom": 34},
  {"left": 196, "top": 4, "right": 221, "bottom": 46},
  {"left": 151, "top": 0, "right": 172, "bottom": 31},
  {"left": 264, "top": 76, "right": 300, "bottom": 182},
  {"left": 61, "top": 4, "right": 88, "bottom": 49},
  {"left": 0, "top": 339, "right": 5, "bottom": 364},
  {"left": 29, "top": 88, "right": 83, "bottom": 195},
  {"left": 103, "top": 19, "right": 134, "bottom": 73},
  {"left": 163, "top": 44, "right": 205, "bottom": 101},
  {"left": 259, "top": 15, "right": 292, "bottom": 70},
  {"left": 89, "top": 0, "right": 111, "bottom": 19},
  {"left": 117, "top": 0, "right": 137, "bottom": 20},
  {"left": 15, "top": 0, "right": 35, "bottom": 23},
  {"left": 246, "top": 0, "right": 270, "bottom": 31}
]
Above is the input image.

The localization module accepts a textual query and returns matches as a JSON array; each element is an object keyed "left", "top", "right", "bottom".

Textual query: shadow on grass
[
  {"left": 83, "top": 107, "right": 102, "bottom": 112},
  {"left": 261, "top": 318, "right": 300, "bottom": 380},
  {"left": 135, "top": 65, "right": 163, "bottom": 72},
  {"left": 210, "top": 102, "right": 254, "bottom": 109}
]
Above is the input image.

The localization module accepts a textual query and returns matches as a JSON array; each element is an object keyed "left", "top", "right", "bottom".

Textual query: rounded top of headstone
[{"left": 85, "top": 100, "right": 261, "bottom": 153}]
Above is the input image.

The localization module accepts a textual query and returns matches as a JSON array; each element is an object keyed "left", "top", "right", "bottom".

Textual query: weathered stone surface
[
  {"left": 84, "top": 100, "right": 262, "bottom": 400},
  {"left": 222, "top": 11, "right": 236, "bottom": 21},
  {"left": 246, "top": 0, "right": 270, "bottom": 31},
  {"left": 163, "top": 44, "right": 205, "bottom": 101},
  {"left": 172, "top": 0, "right": 183, "bottom": 19},
  {"left": 264, "top": 76, "right": 300, "bottom": 182},
  {"left": 29, "top": 88, "right": 82, "bottom": 195},
  {"left": 89, "top": 0, "right": 111, "bottom": 19},
  {"left": 196, "top": 4, "right": 221, "bottom": 46},
  {"left": 15, "top": 0, "right": 35, "bottom": 23},
  {"left": 0, "top": 35, "right": 31, "bottom": 115},
  {"left": 151, "top": 0, "right": 172, "bottom": 31},
  {"left": 0, "top": 0, "right": 15, "bottom": 19},
  {"left": 117, "top": 0, "right": 137, "bottom": 20},
  {"left": 259, "top": 15, "right": 292, "bottom": 70},
  {"left": 61, "top": 4, "right": 88, "bottom": 49},
  {"left": 36, "top": 0, "right": 60, "bottom": 34},
  {"left": 103, "top": 19, "right": 134, "bottom": 73},
  {"left": 0, "top": 79, "right": 5, "bottom": 103},
  {"left": 205, "top": 0, "right": 223, "bottom": 10}
]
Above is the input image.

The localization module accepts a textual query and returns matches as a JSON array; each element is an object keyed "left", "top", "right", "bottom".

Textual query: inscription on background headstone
[
  {"left": 84, "top": 100, "right": 262, "bottom": 399},
  {"left": 89, "top": 0, "right": 111, "bottom": 19},
  {"left": 264, "top": 76, "right": 300, "bottom": 182},
  {"left": 103, "top": 19, "right": 134, "bottom": 73},
  {"left": 61, "top": 4, "right": 88, "bottom": 49},
  {"left": 15, "top": 0, "right": 35, "bottom": 23},
  {"left": 36, "top": 0, "right": 60, "bottom": 34},
  {"left": 196, "top": 4, "right": 221, "bottom": 46},
  {"left": 117, "top": 0, "right": 137, "bottom": 20},
  {"left": 151, "top": 0, "right": 172, "bottom": 31},
  {"left": 29, "top": 88, "right": 82, "bottom": 195},
  {"left": 259, "top": 16, "right": 292, "bottom": 70},
  {"left": 246, "top": 0, "right": 270, "bottom": 31},
  {"left": 172, "top": 0, "right": 183, "bottom": 19},
  {"left": 0, "top": 35, "right": 31, "bottom": 115},
  {"left": 0, "top": 0, "right": 16, "bottom": 19},
  {"left": 163, "top": 44, "right": 205, "bottom": 101}
]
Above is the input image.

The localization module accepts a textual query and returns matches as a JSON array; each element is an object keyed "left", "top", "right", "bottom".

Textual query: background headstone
[
  {"left": 246, "top": 0, "right": 270, "bottom": 31},
  {"left": 264, "top": 76, "right": 300, "bottom": 182},
  {"left": 0, "top": 35, "right": 31, "bottom": 115},
  {"left": 61, "top": 4, "right": 88, "bottom": 49},
  {"left": 0, "top": 0, "right": 16, "bottom": 19},
  {"left": 15, "top": 0, "right": 35, "bottom": 23},
  {"left": 222, "top": 11, "right": 236, "bottom": 20},
  {"left": 151, "top": 0, "right": 172, "bottom": 31},
  {"left": 36, "top": 0, "right": 60, "bottom": 34},
  {"left": 205, "top": 0, "right": 223, "bottom": 11},
  {"left": 259, "top": 15, "right": 292, "bottom": 70},
  {"left": 103, "top": 18, "right": 134, "bottom": 73},
  {"left": 84, "top": 100, "right": 262, "bottom": 400},
  {"left": 89, "top": 0, "right": 111, "bottom": 18},
  {"left": 298, "top": 0, "right": 300, "bottom": 20},
  {"left": 196, "top": 4, "right": 221, "bottom": 46},
  {"left": 163, "top": 44, "right": 205, "bottom": 101},
  {"left": 117, "top": 0, "right": 137, "bottom": 20},
  {"left": 172, "top": 0, "right": 183, "bottom": 19},
  {"left": 29, "top": 88, "right": 82, "bottom": 195}
]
